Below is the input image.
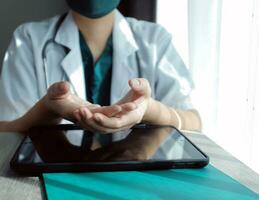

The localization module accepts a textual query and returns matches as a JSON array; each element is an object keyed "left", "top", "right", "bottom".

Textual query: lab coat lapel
[
  {"left": 55, "top": 12, "right": 86, "bottom": 100},
  {"left": 111, "top": 10, "right": 139, "bottom": 104},
  {"left": 54, "top": 11, "right": 139, "bottom": 102}
]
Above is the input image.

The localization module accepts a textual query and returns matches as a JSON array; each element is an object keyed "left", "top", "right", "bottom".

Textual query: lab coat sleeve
[
  {"left": 154, "top": 33, "right": 194, "bottom": 110},
  {"left": 0, "top": 24, "right": 39, "bottom": 121}
]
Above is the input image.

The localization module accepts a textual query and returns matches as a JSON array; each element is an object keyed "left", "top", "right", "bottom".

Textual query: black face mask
[{"left": 66, "top": 0, "right": 121, "bottom": 18}]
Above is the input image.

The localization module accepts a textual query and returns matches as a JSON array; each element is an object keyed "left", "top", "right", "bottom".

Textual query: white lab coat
[{"left": 0, "top": 10, "right": 194, "bottom": 154}]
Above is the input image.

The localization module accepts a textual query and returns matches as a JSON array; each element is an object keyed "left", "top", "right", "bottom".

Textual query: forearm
[
  {"left": 0, "top": 120, "right": 25, "bottom": 132},
  {"left": 143, "top": 98, "right": 202, "bottom": 131},
  {"left": 0, "top": 97, "right": 62, "bottom": 133},
  {"left": 20, "top": 96, "right": 62, "bottom": 130}
]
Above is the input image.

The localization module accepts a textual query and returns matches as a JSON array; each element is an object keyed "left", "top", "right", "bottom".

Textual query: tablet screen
[{"left": 15, "top": 125, "right": 207, "bottom": 165}]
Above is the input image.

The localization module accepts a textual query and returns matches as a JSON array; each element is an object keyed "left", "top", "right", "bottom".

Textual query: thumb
[
  {"left": 47, "top": 81, "right": 70, "bottom": 100},
  {"left": 129, "top": 78, "right": 150, "bottom": 96}
]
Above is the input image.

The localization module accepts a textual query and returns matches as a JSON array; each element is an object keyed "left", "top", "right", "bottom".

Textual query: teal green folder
[{"left": 43, "top": 165, "right": 259, "bottom": 200}]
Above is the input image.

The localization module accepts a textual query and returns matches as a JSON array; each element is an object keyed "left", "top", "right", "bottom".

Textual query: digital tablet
[{"left": 10, "top": 124, "right": 209, "bottom": 176}]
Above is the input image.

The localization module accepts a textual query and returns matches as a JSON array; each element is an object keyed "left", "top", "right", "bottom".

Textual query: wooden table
[{"left": 0, "top": 131, "right": 259, "bottom": 200}]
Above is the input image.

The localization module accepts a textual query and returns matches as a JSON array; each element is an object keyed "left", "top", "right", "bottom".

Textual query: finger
[
  {"left": 73, "top": 109, "right": 81, "bottom": 122},
  {"left": 78, "top": 107, "right": 101, "bottom": 132},
  {"left": 129, "top": 78, "right": 150, "bottom": 96},
  {"left": 88, "top": 104, "right": 101, "bottom": 109},
  {"left": 79, "top": 107, "right": 93, "bottom": 120},
  {"left": 78, "top": 109, "right": 116, "bottom": 133},
  {"left": 86, "top": 119, "right": 118, "bottom": 134},
  {"left": 87, "top": 116, "right": 135, "bottom": 134},
  {"left": 129, "top": 79, "right": 144, "bottom": 92},
  {"left": 73, "top": 104, "right": 100, "bottom": 120},
  {"left": 48, "top": 81, "right": 70, "bottom": 100},
  {"left": 120, "top": 102, "right": 137, "bottom": 112},
  {"left": 115, "top": 103, "right": 137, "bottom": 118},
  {"left": 90, "top": 105, "right": 122, "bottom": 117},
  {"left": 78, "top": 107, "right": 135, "bottom": 133},
  {"left": 94, "top": 113, "right": 136, "bottom": 129}
]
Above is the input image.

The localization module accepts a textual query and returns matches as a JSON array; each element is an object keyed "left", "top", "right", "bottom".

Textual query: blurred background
[{"left": 0, "top": 0, "right": 258, "bottom": 174}]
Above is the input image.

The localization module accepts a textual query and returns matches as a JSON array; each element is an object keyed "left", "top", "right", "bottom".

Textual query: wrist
[
  {"left": 142, "top": 98, "right": 156, "bottom": 123},
  {"left": 141, "top": 99, "right": 183, "bottom": 128}
]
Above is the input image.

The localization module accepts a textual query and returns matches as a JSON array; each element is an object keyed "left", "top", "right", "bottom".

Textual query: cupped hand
[
  {"left": 43, "top": 81, "right": 136, "bottom": 124},
  {"left": 74, "top": 78, "right": 152, "bottom": 133}
]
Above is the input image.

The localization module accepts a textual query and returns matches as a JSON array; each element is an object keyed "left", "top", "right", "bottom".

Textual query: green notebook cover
[{"left": 42, "top": 165, "right": 259, "bottom": 200}]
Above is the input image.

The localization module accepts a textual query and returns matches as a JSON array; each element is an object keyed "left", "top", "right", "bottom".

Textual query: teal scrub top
[
  {"left": 79, "top": 31, "right": 113, "bottom": 146},
  {"left": 79, "top": 31, "right": 113, "bottom": 106}
]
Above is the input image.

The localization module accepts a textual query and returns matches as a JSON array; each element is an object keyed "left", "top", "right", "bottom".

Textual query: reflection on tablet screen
[{"left": 17, "top": 125, "right": 206, "bottom": 164}]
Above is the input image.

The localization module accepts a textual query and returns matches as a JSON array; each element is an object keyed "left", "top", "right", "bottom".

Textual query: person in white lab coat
[{"left": 0, "top": 1, "right": 201, "bottom": 159}]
